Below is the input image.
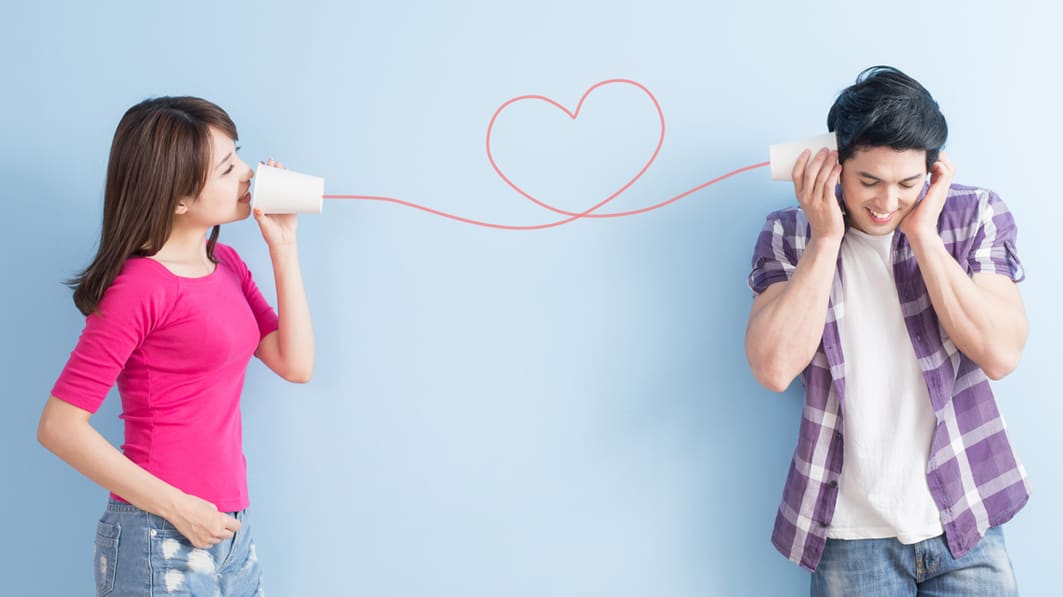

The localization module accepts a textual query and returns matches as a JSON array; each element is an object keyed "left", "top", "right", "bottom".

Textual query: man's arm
[
  {"left": 746, "top": 148, "right": 844, "bottom": 392},
  {"left": 746, "top": 238, "right": 841, "bottom": 391},
  {"left": 900, "top": 155, "right": 1028, "bottom": 379},
  {"left": 908, "top": 244, "right": 1027, "bottom": 379}
]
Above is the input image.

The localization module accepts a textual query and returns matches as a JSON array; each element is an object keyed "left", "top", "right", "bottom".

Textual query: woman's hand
[
  {"left": 253, "top": 159, "right": 299, "bottom": 249},
  {"left": 169, "top": 493, "right": 242, "bottom": 549}
]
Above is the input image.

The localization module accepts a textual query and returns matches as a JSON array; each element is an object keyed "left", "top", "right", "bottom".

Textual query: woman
[{"left": 38, "top": 96, "right": 314, "bottom": 596}]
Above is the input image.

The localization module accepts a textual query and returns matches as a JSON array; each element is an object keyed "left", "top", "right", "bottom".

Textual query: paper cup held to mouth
[{"left": 252, "top": 163, "right": 325, "bottom": 214}]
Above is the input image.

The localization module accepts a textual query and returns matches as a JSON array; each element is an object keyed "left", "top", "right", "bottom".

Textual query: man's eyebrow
[{"left": 858, "top": 171, "right": 924, "bottom": 183}]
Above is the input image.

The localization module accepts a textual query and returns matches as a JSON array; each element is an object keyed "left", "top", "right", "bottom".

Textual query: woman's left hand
[{"left": 253, "top": 159, "right": 299, "bottom": 249}]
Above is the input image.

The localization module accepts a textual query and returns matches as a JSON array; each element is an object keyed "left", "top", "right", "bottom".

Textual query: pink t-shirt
[{"left": 51, "top": 243, "right": 279, "bottom": 512}]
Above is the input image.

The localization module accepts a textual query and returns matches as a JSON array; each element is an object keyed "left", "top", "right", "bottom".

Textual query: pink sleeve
[
  {"left": 218, "top": 244, "right": 279, "bottom": 340},
  {"left": 50, "top": 263, "right": 175, "bottom": 413}
]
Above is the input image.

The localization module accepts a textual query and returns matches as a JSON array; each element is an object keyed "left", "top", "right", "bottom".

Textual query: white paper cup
[
  {"left": 252, "top": 163, "right": 325, "bottom": 214},
  {"left": 768, "top": 132, "right": 838, "bottom": 181}
]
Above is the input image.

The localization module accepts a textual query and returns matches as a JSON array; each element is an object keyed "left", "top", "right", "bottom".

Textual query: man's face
[{"left": 840, "top": 146, "right": 928, "bottom": 235}]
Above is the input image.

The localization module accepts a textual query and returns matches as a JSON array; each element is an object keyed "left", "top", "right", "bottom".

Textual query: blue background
[{"left": 3, "top": 1, "right": 1060, "bottom": 594}]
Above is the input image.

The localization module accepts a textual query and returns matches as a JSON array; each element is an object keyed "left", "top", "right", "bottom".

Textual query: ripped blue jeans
[{"left": 94, "top": 499, "right": 264, "bottom": 596}]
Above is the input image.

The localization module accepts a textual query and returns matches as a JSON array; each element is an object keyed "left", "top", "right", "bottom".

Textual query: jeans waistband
[{"left": 106, "top": 497, "right": 246, "bottom": 518}]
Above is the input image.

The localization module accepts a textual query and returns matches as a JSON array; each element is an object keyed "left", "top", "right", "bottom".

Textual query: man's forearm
[
  {"left": 746, "top": 236, "right": 841, "bottom": 391},
  {"left": 908, "top": 234, "right": 1027, "bottom": 379}
]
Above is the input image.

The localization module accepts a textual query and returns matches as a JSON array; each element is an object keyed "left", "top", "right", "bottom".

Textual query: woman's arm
[
  {"left": 254, "top": 238, "right": 315, "bottom": 382},
  {"left": 251, "top": 160, "right": 314, "bottom": 383},
  {"left": 37, "top": 396, "right": 241, "bottom": 548}
]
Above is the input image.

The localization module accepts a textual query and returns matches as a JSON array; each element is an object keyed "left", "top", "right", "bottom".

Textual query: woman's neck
[{"left": 149, "top": 225, "right": 215, "bottom": 277}]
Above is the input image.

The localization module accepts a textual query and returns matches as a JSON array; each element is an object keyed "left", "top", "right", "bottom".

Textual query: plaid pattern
[{"left": 748, "top": 184, "right": 1030, "bottom": 571}]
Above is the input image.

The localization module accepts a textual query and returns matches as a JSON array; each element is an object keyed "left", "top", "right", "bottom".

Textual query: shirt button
[
  {"left": 819, "top": 520, "right": 829, "bottom": 528},
  {"left": 829, "top": 480, "right": 838, "bottom": 488}
]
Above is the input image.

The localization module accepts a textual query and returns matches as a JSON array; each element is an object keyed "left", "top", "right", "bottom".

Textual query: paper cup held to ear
[
  {"left": 768, "top": 132, "right": 838, "bottom": 181},
  {"left": 252, "top": 163, "right": 325, "bottom": 214}
]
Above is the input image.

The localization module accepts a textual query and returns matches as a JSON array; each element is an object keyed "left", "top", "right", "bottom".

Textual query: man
[{"left": 745, "top": 66, "right": 1029, "bottom": 595}]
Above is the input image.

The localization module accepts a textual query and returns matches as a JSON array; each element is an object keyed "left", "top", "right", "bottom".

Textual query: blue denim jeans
[
  {"left": 811, "top": 527, "right": 1017, "bottom": 596},
  {"left": 94, "top": 499, "right": 264, "bottom": 596}
]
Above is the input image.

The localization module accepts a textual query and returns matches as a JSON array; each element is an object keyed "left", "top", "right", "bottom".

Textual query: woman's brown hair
[{"left": 69, "top": 97, "right": 239, "bottom": 315}]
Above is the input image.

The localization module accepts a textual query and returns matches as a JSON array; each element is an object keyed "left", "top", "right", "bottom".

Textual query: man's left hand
[{"left": 899, "top": 152, "right": 955, "bottom": 241}]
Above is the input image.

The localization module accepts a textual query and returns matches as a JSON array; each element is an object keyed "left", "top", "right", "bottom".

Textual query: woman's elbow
[
  {"left": 37, "top": 396, "right": 90, "bottom": 453},
  {"left": 37, "top": 410, "right": 62, "bottom": 452},
  {"left": 282, "top": 364, "right": 314, "bottom": 384}
]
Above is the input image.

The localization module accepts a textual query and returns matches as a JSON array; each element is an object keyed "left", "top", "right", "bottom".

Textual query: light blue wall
[{"left": 3, "top": 1, "right": 1060, "bottom": 594}]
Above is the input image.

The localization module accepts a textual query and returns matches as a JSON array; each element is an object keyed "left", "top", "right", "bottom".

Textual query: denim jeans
[
  {"left": 94, "top": 499, "right": 264, "bottom": 596},
  {"left": 811, "top": 526, "right": 1017, "bottom": 596}
]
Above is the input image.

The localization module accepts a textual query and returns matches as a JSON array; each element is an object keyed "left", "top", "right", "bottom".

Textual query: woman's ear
[{"left": 174, "top": 198, "right": 190, "bottom": 215}]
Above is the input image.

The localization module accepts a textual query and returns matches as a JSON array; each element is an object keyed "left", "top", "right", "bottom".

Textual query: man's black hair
[{"left": 827, "top": 66, "right": 948, "bottom": 170}]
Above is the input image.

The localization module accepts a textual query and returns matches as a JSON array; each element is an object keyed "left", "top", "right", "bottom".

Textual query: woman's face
[{"left": 176, "top": 126, "right": 253, "bottom": 228}]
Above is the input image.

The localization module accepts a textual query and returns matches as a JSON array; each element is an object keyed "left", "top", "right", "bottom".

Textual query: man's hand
[
  {"left": 792, "top": 148, "right": 845, "bottom": 243},
  {"left": 900, "top": 152, "right": 955, "bottom": 242}
]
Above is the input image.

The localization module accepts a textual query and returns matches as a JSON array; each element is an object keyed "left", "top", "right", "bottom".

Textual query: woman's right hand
[
  {"left": 35, "top": 397, "right": 243, "bottom": 550},
  {"left": 792, "top": 147, "right": 845, "bottom": 243},
  {"left": 169, "top": 493, "right": 242, "bottom": 549}
]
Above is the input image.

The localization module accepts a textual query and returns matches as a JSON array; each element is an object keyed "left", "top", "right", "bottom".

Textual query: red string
[{"left": 323, "top": 79, "right": 768, "bottom": 230}]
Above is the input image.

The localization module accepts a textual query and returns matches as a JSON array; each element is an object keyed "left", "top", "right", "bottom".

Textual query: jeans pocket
[{"left": 94, "top": 521, "right": 120, "bottom": 596}]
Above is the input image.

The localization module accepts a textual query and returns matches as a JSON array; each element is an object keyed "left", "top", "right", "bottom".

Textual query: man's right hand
[
  {"left": 792, "top": 147, "right": 844, "bottom": 242},
  {"left": 169, "top": 493, "right": 242, "bottom": 549}
]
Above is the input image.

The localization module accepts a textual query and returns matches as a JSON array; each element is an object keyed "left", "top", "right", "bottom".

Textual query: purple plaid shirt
[{"left": 748, "top": 184, "right": 1030, "bottom": 572}]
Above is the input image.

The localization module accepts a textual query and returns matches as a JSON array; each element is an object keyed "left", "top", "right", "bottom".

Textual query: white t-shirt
[{"left": 827, "top": 228, "right": 944, "bottom": 543}]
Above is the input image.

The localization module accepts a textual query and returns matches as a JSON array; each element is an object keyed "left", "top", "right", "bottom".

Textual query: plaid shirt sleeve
[
  {"left": 966, "top": 190, "right": 1025, "bottom": 282},
  {"left": 748, "top": 207, "right": 807, "bottom": 296}
]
